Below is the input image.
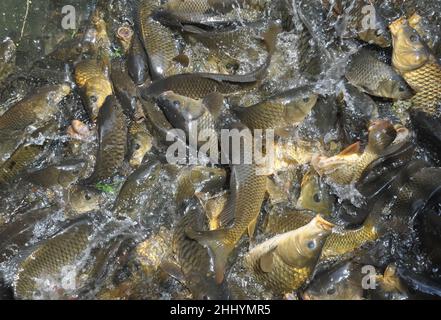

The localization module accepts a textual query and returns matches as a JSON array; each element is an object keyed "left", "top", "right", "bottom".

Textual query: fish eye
[
  {"left": 173, "top": 100, "right": 180, "bottom": 108},
  {"left": 84, "top": 193, "right": 92, "bottom": 201},
  {"left": 134, "top": 143, "right": 141, "bottom": 150},
  {"left": 90, "top": 95, "right": 98, "bottom": 103},
  {"left": 409, "top": 34, "right": 418, "bottom": 43},
  {"left": 303, "top": 96, "right": 310, "bottom": 103},
  {"left": 313, "top": 193, "right": 321, "bottom": 203},
  {"left": 307, "top": 240, "right": 316, "bottom": 250},
  {"left": 399, "top": 86, "right": 405, "bottom": 92},
  {"left": 327, "top": 287, "right": 336, "bottom": 295}
]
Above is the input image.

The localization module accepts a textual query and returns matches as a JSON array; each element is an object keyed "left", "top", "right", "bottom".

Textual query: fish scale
[
  {"left": 87, "top": 96, "right": 127, "bottom": 183},
  {"left": 0, "top": 144, "right": 45, "bottom": 185},
  {"left": 137, "top": 0, "right": 180, "bottom": 80},
  {"left": 249, "top": 251, "right": 312, "bottom": 293},
  {"left": 14, "top": 223, "right": 92, "bottom": 299}
]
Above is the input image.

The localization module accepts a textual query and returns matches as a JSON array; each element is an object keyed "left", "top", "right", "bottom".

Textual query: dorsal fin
[
  {"left": 202, "top": 92, "right": 224, "bottom": 119},
  {"left": 259, "top": 249, "right": 276, "bottom": 273},
  {"left": 339, "top": 142, "right": 361, "bottom": 156}
]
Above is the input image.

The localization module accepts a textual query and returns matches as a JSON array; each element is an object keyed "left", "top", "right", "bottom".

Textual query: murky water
[{"left": 0, "top": 0, "right": 441, "bottom": 300}]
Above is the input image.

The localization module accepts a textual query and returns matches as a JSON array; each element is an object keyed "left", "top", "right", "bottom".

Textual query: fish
[
  {"left": 64, "top": 186, "right": 102, "bottom": 218},
  {"left": 86, "top": 96, "right": 128, "bottom": 184},
  {"left": 13, "top": 221, "right": 92, "bottom": 299},
  {"left": 75, "top": 59, "right": 113, "bottom": 121},
  {"left": 263, "top": 207, "right": 317, "bottom": 236},
  {"left": 127, "top": 34, "right": 150, "bottom": 85},
  {"left": 156, "top": 91, "right": 224, "bottom": 158},
  {"left": 345, "top": 48, "right": 413, "bottom": 100},
  {"left": 84, "top": 9, "right": 112, "bottom": 58},
  {"left": 0, "top": 84, "right": 71, "bottom": 132},
  {"left": 186, "top": 163, "right": 267, "bottom": 283},
  {"left": 175, "top": 166, "right": 227, "bottom": 205},
  {"left": 153, "top": 0, "right": 243, "bottom": 27},
  {"left": 245, "top": 215, "right": 334, "bottom": 294},
  {"left": 0, "top": 38, "right": 16, "bottom": 83},
  {"left": 26, "top": 160, "right": 87, "bottom": 188},
  {"left": 116, "top": 25, "right": 134, "bottom": 54},
  {"left": 297, "top": 170, "right": 334, "bottom": 216},
  {"left": 198, "top": 192, "right": 229, "bottom": 230},
  {"left": 312, "top": 120, "right": 398, "bottom": 185},
  {"left": 335, "top": 0, "right": 391, "bottom": 47},
  {"left": 390, "top": 17, "right": 441, "bottom": 111},
  {"left": 338, "top": 83, "right": 379, "bottom": 143},
  {"left": 111, "top": 59, "right": 144, "bottom": 120},
  {"left": 135, "top": 0, "right": 183, "bottom": 80},
  {"left": 369, "top": 264, "right": 409, "bottom": 300},
  {"left": 0, "top": 206, "right": 55, "bottom": 263},
  {"left": 113, "top": 159, "right": 162, "bottom": 220},
  {"left": 0, "top": 141, "right": 46, "bottom": 186},
  {"left": 231, "top": 86, "right": 318, "bottom": 130},
  {"left": 167, "top": 203, "right": 228, "bottom": 299},
  {"left": 128, "top": 121, "right": 153, "bottom": 168},
  {"left": 302, "top": 261, "right": 365, "bottom": 300},
  {"left": 140, "top": 23, "right": 280, "bottom": 99}
]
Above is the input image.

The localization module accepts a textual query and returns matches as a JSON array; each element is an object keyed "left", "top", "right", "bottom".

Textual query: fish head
[
  {"left": 390, "top": 18, "right": 431, "bottom": 73},
  {"left": 302, "top": 262, "right": 364, "bottom": 300},
  {"left": 84, "top": 80, "right": 112, "bottom": 121},
  {"left": 284, "top": 92, "right": 318, "bottom": 124},
  {"left": 157, "top": 91, "right": 205, "bottom": 130},
  {"left": 376, "top": 75, "right": 413, "bottom": 100},
  {"left": 116, "top": 25, "right": 134, "bottom": 53},
  {"left": 129, "top": 131, "right": 152, "bottom": 168},
  {"left": 297, "top": 170, "right": 333, "bottom": 215},
  {"left": 280, "top": 215, "right": 334, "bottom": 268},
  {"left": 65, "top": 185, "right": 102, "bottom": 216},
  {"left": 367, "top": 120, "right": 397, "bottom": 154}
]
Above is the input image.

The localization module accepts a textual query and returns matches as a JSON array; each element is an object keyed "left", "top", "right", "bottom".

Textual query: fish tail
[{"left": 185, "top": 228, "right": 233, "bottom": 284}]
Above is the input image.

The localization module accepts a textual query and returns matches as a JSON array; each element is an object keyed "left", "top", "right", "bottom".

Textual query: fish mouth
[
  {"left": 389, "top": 17, "right": 407, "bottom": 36},
  {"left": 314, "top": 215, "right": 334, "bottom": 231},
  {"left": 369, "top": 119, "right": 391, "bottom": 132}
]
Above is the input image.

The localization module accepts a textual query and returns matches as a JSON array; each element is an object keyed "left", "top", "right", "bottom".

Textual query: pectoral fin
[{"left": 259, "top": 250, "right": 275, "bottom": 273}]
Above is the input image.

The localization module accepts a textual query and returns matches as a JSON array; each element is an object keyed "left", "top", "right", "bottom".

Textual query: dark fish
[
  {"left": 127, "top": 34, "right": 150, "bottom": 85},
  {"left": 113, "top": 159, "right": 162, "bottom": 220},
  {"left": 136, "top": 0, "right": 182, "bottom": 80},
  {"left": 140, "top": 23, "right": 280, "bottom": 99},
  {"left": 111, "top": 60, "right": 143, "bottom": 120},
  {"left": 87, "top": 96, "right": 128, "bottom": 183},
  {"left": 303, "top": 261, "right": 365, "bottom": 300}
]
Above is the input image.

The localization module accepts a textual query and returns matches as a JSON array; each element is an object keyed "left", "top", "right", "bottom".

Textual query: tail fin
[{"left": 185, "top": 228, "right": 234, "bottom": 284}]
